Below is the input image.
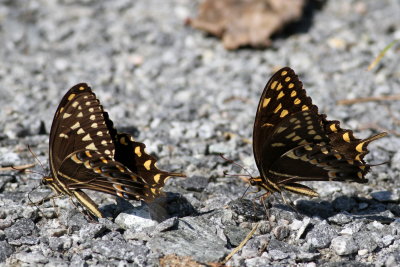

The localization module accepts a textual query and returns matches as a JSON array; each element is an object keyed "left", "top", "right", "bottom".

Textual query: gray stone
[
  {"left": 272, "top": 225, "right": 290, "bottom": 240},
  {"left": 371, "top": 190, "right": 400, "bottom": 202},
  {"left": 328, "top": 212, "right": 353, "bottom": 225},
  {"left": 332, "top": 196, "right": 356, "bottom": 212},
  {"left": 268, "top": 249, "right": 289, "bottom": 260},
  {"left": 306, "top": 221, "right": 338, "bottom": 249},
  {"left": 147, "top": 216, "right": 228, "bottom": 262},
  {"left": 224, "top": 224, "right": 249, "bottom": 247},
  {"left": 92, "top": 240, "right": 149, "bottom": 264},
  {"left": 180, "top": 175, "right": 209, "bottom": 192},
  {"left": 0, "top": 241, "right": 13, "bottom": 262},
  {"left": 14, "top": 251, "right": 48, "bottom": 264},
  {"left": 153, "top": 216, "right": 179, "bottom": 233},
  {"left": 4, "top": 218, "right": 37, "bottom": 240},
  {"left": 115, "top": 206, "right": 158, "bottom": 231},
  {"left": 353, "top": 231, "right": 380, "bottom": 252},
  {"left": 79, "top": 223, "right": 107, "bottom": 239},
  {"left": 330, "top": 236, "right": 358, "bottom": 256}
]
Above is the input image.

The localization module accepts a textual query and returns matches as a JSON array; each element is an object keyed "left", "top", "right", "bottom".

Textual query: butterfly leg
[
  {"left": 259, "top": 191, "right": 272, "bottom": 219},
  {"left": 70, "top": 189, "right": 104, "bottom": 218},
  {"left": 279, "top": 192, "right": 301, "bottom": 216}
]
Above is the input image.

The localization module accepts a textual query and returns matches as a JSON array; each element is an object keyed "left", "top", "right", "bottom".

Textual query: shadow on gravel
[
  {"left": 102, "top": 192, "right": 197, "bottom": 222},
  {"left": 296, "top": 195, "right": 397, "bottom": 224}
]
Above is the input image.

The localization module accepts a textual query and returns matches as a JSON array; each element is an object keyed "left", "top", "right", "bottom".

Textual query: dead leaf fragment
[{"left": 188, "top": 0, "right": 306, "bottom": 50}]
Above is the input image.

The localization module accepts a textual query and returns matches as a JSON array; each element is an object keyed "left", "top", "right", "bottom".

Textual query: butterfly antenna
[
  {"left": 219, "top": 154, "right": 253, "bottom": 178},
  {"left": 27, "top": 145, "right": 46, "bottom": 173}
]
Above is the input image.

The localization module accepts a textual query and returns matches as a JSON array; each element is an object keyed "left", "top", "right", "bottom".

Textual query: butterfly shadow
[
  {"left": 101, "top": 192, "right": 197, "bottom": 223},
  {"left": 294, "top": 195, "right": 397, "bottom": 224}
]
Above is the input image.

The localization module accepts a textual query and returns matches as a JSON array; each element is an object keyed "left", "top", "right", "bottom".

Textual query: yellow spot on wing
[
  {"left": 151, "top": 188, "right": 158, "bottom": 194},
  {"left": 144, "top": 160, "right": 152, "bottom": 170},
  {"left": 343, "top": 132, "right": 351, "bottom": 142},
  {"left": 281, "top": 70, "right": 288, "bottom": 76},
  {"left": 276, "top": 83, "right": 283, "bottom": 91},
  {"left": 330, "top": 124, "right": 337, "bottom": 132},
  {"left": 294, "top": 98, "right": 301, "bottom": 105},
  {"left": 84, "top": 161, "right": 92, "bottom": 169},
  {"left": 290, "top": 90, "right": 296, "bottom": 97},
  {"left": 86, "top": 143, "right": 97, "bottom": 150},
  {"left": 292, "top": 136, "right": 301, "bottom": 141},
  {"left": 79, "top": 86, "right": 85, "bottom": 91},
  {"left": 261, "top": 123, "right": 274, "bottom": 127},
  {"left": 286, "top": 132, "right": 296, "bottom": 139},
  {"left": 285, "top": 77, "right": 291, "bottom": 82},
  {"left": 91, "top": 123, "right": 98, "bottom": 128},
  {"left": 277, "top": 91, "right": 285, "bottom": 99},
  {"left": 71, "top": 154, "right": 82, "bottom": 163},
  {"left": 116, "top": 165, "right": 125, "bottom": 172},
  {"left": 77, "top": 128, "right": 85, "bottom": 134},
  {"left": 62, "top": 113, "right": 71, "bottom": 119},
  {"left": 71, "top": 122, "right": 80, "bottom": 130},
  {"left": 135, "top": 146, "right": 142, "bottom": 157},
  {"left": 68, "top": 94, "right": 76, "bottom": 101},
  {"left": 97, "top": 131, "right": 103, "bottom": 136},
  {"left": 59, "top": 133, "right": 68, "bottom": 138},
  {"left": 262, "top": 98, "right": 271, "bottom": 108},
  {"left": 289, "top": 83, "right": 294, "bottom": 89},
  {"left": 100, "top": 157, "right": 108, "bottom": 163},
  {"left": 77, "top": 112, "right": 83, "bottom": 118},
  {"left": 356, "top": 142, "right": 364, "bottom": 152},
  {"left": 82, "top": 134, "right": 92, "bottom": 141},
  {"left": 90, "top": 115, "right": 95, "bottom": 120},
  {"left": 273, "top": 103, "right": 282, "bottom": 113},
  {"left": 85, "top": 151, "right": 92, "bottom": 158},
  {"left": 276, "top": 126, "right": 287, "bottom": 133},
  {"left": 271, "top": 143, "right": 285, "bottom": 147},
  {"left": 302, "top": 105, "right": 309, "bottom": 111},
  {"left": 280, "top": 109, "right": 289, "bottom": 118},
  {"left": 72, "top": 101, "right": 79, "bottom": 108},
  {"left": 154, "top": 174, "right": 161, "bottom": 183},
  {"left": 271, "top": 81, "right": 278, "bottom": 90}
]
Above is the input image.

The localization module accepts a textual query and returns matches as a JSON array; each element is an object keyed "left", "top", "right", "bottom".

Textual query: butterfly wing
[
  {"left": 113, "top": 133, "right": 186, "bottom": 200},
  {"left": 48, "top": 83, "right": 184, "bottom": 212},
  {"left": 48, "top": 83, "right": 116, "bottom": 180},
  {"left": 253, "top": 67, "right": 386, "bottom": 194}
]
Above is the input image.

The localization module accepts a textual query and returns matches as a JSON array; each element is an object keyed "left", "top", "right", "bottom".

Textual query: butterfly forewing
[
  {"left": 45, "top": 83, "right": 185, "bottom": 218},
  {"left": 252, "top": 67, "right": 387, "bottom": 197}
]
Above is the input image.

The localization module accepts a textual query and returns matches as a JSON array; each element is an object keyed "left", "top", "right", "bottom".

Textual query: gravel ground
[{"left": 0, "top": 0, "right": 399, "bottom": 266}]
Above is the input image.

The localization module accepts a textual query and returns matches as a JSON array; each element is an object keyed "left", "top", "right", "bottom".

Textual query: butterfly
[
  {"left": 42, "top": 83, "right": 185, "bottom": 218},
  {"left": 250, "top": 67, "right": 386, "bottom": 200}
]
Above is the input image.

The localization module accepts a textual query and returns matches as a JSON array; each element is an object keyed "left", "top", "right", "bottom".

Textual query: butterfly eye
[{"left": 249, "top": 179, "right": 257, "bottom": 186}]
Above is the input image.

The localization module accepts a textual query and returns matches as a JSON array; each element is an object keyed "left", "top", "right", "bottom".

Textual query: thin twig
[
  {"left": 337, "top": 94, "right": 400, "bottom": 105},
  {"left": 367, "top": 40, "right": 398, "bottom": 71},
  {"left": 0, "top": 163, "right": 35, "bottom": 172},
  {"left": 222, "top": 223, "right": 259, "bottom": 264}
]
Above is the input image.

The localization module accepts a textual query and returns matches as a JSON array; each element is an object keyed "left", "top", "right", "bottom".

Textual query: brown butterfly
[
  {"left": 250, "top": 67, "right": 386, "bottom": 201},
  {"left": 42, "top": 83, "right": 185, "bottom": 218}
]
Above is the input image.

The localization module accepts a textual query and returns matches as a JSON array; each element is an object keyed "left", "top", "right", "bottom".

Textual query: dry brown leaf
[{"left": 187, "top": 0, "right": 306, "bottom": 50}]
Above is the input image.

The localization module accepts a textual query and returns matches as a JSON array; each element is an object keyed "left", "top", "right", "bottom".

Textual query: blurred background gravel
[{"left": 0, "top": 0, "right": 399, "bottom": 266}]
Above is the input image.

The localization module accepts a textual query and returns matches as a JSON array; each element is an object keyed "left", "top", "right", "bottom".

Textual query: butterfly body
[
  {"left": 44, "top": 84, "right": 185, "bottom": 218},
  {"left": 251, "top": 67, "right": 386, "bottom": 198}
]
